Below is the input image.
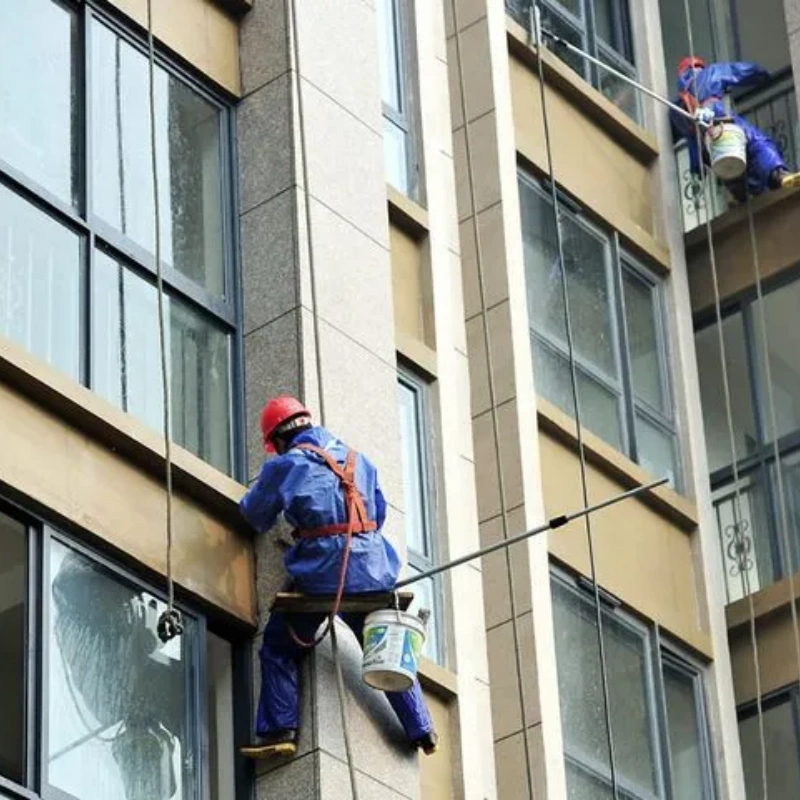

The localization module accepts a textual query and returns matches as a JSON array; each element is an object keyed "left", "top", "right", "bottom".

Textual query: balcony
[
  {"left": 712, "top": 454, "right": 800, "bottom": 604},
  {"left": 677, "top": 70, "right": 798, "bottom": 232}
]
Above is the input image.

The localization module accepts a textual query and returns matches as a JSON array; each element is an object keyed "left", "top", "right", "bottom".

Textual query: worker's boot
[
  {"left": 240, "top": 729, "right": 298, "bottom": 759},
  {"left": 413, "top": 731, "right": 439, "bottom": 756},
  {"left": 781, "top": 170, "right": 800, "bottom": 189}
]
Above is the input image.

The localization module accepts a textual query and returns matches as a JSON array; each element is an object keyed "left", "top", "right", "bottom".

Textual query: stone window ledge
[
  {"left": 418, "top": 657, "right": 458, "bottom": 700},
  {"left": 388, "top": 185, "right": 430, "bottom": 239},
  {"left": 506, "top": 17, "right": 659, "bottom": 166},
  {"left": 726, "top": 568, "right": 800, "bottom": 633},
  {"left": 537, "top": 397, "right": 698, "bottom": 532},
  {"left": 0, "top": 335, "right": 246, "bottom": 528}
]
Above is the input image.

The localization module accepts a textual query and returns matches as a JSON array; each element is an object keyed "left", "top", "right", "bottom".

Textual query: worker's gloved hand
[{"left": 694, "top": 107, "right": 716, "bottom": 127}]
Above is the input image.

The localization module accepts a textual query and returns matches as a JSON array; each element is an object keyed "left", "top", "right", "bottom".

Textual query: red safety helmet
[
  {"left": 260, "top": 396, "right": 311, "bottom": 453},
  {"left": 677, "top": 56, "right": 705, "bottom": 76}
]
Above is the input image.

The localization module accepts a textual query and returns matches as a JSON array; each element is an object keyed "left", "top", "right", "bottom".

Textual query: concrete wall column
[
  {"left": 638, "top": 1, "right": 748, "bottom": 797},
  {"left": 238, "top": 0, "right": 417, "bottom": 796},
  {"left": 446, "top": 0, "right": 567, "bottom": 796}
]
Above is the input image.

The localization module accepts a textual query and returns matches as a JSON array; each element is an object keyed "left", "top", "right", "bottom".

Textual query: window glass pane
[
  {"left": 377, "top": 0, "right": 403, "bottom": 113},
  {"left": 623, "top": 270, "right": 664, "bottom": 413},
  {"left": 521, "top": 181, "right": 618, "bottom": 379},
  {"left": 0, "top": 183, "right": 81, "bottom": 379},
  {"left": 551, "top": 0, "right": 583, "bottom": 21},
  {"left": 695, "top": 313, "right": 757, "bottom": 473},
  {"left": 0, "top": 0, "right": 77, "bottom": 204},
  {"left": 91, "top": 21, "right": 225, "bottom": 297},
  {"left": 534, "top": 338, "right": 624, "bottom": 451},
  {"left": 659, "top": 0, "right": 716, "bottom": 91},
  {"left": 48, "top": 539, "right": 198, "bottom": 800},
  {"left": 752, "top": 281, "right": 800, "bottom": 445},
  {"left": 92, "top": 250, "right": 232, "bottom": 473},
  {"left": 598, "top": 68, "right": 639, "bottom": 121},
  {"left": 207, "top": 633, "right": 235, "bottom": 800},
  {"left": 384, "top": 117, "right": 410, "bottom": 196},
  {"left": 778, "top": 451, "right": 800, "bottom": 581},
  {"left": 398, "top": 379, "right": 430, "bottom": 556},
  {"left": 0, "top": 511, "right": 27, "bottom": 786},
  {"left": 406, "top": 569, "right": 442, "bottom": 663},
  {"left": 740, "top": 700, "right": 800, "bottom": 798},
  {"left": 566, "top": 762, "right": 615, "bottom": 799},
  {"left": 663, "top": 662, "right": 706, "bottom": 797},
  {"left": 635, "top": 412, "right": 678, "bottom": 486},
  {"left": 540, "top": 7, "right": 587, "bottom": 78},
  {"left": 712, "top": 469, "right": 774, "bottom": 602},
  {"left": 553, "top": 580, "right": 659, "bottom": 794},
  {"left": 594, "top": 0, "right": 633, "bottom": 61}
]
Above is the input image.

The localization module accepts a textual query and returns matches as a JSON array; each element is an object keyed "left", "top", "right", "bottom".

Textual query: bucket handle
[{"left": 391, "top": 590, "right": 402, "bottom": 624}]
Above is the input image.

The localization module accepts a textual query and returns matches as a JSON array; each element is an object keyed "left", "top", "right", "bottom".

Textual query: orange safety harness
[{"left": 287, "top": 443, "right": 376, "bottom": 648}]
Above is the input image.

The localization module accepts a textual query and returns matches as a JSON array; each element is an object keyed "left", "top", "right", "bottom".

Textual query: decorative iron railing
[{"left": 676, "top": 71, "right": 798, "bottom": 232}]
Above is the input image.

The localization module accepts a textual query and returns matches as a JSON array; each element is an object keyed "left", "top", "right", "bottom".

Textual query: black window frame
[
  {"left": 737, "top": 685, "right": 800, "bottom": 795},
  {"left": 0, "top": 493, "right": 247, "bottom": 800},
  {"left": 376, "top": 0, "right": 423, "bottom": 203},
  {"left": 552, "top": 568, "right": 718, "bottom": 800},
  {"left": 695, "top": 267, "right": 800, "bottom": 600},
  {"left": 506, "top": 0, "right": 640, "bottom": 120},
  {"left": 397, "top": 367, "right": 445, "bottom": 665},
  {"left": 0, "top": 0, "right": 245, "bottom": 480},
  {"left": 519, "top": 170, "right": 682, "bottom": 490}
]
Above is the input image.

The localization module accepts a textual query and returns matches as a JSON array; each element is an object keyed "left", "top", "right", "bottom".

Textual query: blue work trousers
[{"left": 256, "top": 609, "right": 433, "bottom": 743}]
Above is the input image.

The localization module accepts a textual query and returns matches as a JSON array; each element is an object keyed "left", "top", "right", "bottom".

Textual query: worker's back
[{"left": 241, "top": 425, "right": 401, "bottom": 594}]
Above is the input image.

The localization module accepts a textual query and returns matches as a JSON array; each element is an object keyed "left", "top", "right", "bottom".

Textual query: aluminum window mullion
[
  {"left": 652, "top": 628, "right": 675, "bottom": 800},
  {"left": 227, "top": 109, "right": 246, "bottom": 484},
  {"left": 39, "top": 527, "right": 54, "bottom": 798},
  {"left": 24, "top": 521, "right": 40, "bottom": 796},
  {"left": 92, "top": 231, "right": 237, "bottom": 327},
  {"left": 382, "top": 103, "right": 409, "bottom": 134},
  {"left": 612, "top": 232, "right": 637, "bottom": 462},
  {"left": 582, "top": 0, "right": 600, "bottom": 86},
  {"left": 741, "top": 302, "right": 787, "bottom": 579},
  {"left": 533, "top": 330, "right": 624, "bottom": 400}
]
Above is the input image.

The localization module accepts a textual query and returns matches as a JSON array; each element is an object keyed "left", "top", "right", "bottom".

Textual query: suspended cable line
[
  {"left": 529, "top": 4, "right": 621, "bottom": 795},
  {"left": 677, "top": 0, "right": 769, "bottom": 795},
  {"left": 451, "top": 0, "right": 536, "bottom": 794}
]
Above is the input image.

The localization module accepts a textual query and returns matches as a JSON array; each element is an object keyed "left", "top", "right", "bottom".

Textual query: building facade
[{"left": 0, "top": 0, "right": 799, "bottom": 798}]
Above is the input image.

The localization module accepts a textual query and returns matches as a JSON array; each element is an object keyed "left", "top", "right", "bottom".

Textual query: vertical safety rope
[
  {"left": 744, "top": 194, "right": 800, "bottom": 693},
  {"left": 285, "top": 0, "right": 356, "bottom": 794},
  {"left": 451, "top": 2, "right": 536, "bottom": 797},
  {"left": 287, "top": 0, "right": 327, "bottom": 427},
  {"left": 146, "top": 0, "right": 181, "bottom": 644},
  {"left": 531, "top": 5, "right": 620, "bottom": 796},
  {"left": 678, "top": 1, "right": 768, "bottom": 795}
]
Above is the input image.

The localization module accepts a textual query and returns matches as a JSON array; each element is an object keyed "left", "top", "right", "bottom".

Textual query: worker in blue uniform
[
  {"left": 671, "top": 56, "right": 800, "bottom": 200},
  {"left": 239, "top": 395, "right": 437, "bottom": 759}
]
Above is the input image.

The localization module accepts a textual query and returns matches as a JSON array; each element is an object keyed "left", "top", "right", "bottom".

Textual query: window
[
  {"left": 506, "top": 0, "right": 639, "bottom": 120},
  {"left": 739, "top": 689, "right": 800, "bottom": 798},
  {"left": 0, "top": 499, "right": 238, "bottom": 800},
  {"left": 0, "top": 511, "right": 27, "bottom": 788},
  {"left": 376, "top": 0, "right": 421, "bottom": 200},
  {"left": 397, "top": 371, "right": 443, "bottom": 663},
  {"left": 695, "top": 275, "right": 800, "bottom": 600},
  {"left": 519, "top": 172, "right": 680, "bottom": 488},
  {"left": 0, "top": 1, "right": 238, "bottom": 476},
  {"left": 552, "top": 571, "right": 716, "bottom": 798}
]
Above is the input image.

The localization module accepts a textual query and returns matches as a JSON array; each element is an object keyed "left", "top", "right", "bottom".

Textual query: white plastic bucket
[
  {"left": 705, "top": 122, "right": 747, "bottom": 181},
  {"left": 361, "top": 610, "right": 426, "bottom": 692}
]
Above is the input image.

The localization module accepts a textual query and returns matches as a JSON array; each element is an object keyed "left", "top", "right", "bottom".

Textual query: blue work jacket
[
  {"left": 670, "top": 62, "right": 777, "bottom": 184},
  {"left": 240, "top": 426, "right": 401, "bottom": 594}
]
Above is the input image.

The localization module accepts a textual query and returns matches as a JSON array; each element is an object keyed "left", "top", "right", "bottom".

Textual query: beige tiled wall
[
  {"left": 108, "top": 0, "right": 241, "bottom": 94},
  {"left": 509, "top": 55, "right": 666, "bottom": 264}
]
